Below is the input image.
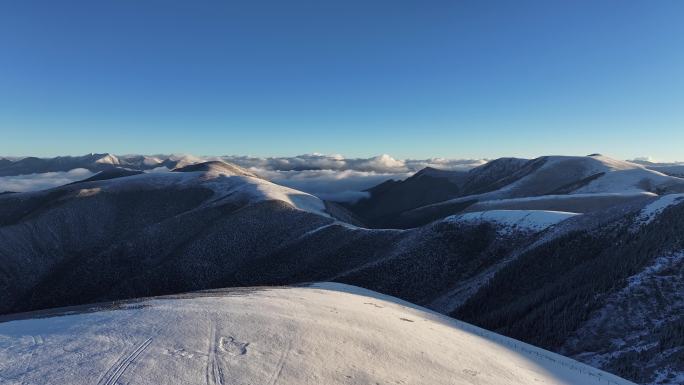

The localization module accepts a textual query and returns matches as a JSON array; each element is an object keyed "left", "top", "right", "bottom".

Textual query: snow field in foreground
[{"left": 0, "top": 283, "right": 634, "bottom": 385}]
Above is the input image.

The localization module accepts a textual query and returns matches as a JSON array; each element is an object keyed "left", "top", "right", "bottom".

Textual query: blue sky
[{"left": 1, "top": 0, "right": 683, "bottom": 160}]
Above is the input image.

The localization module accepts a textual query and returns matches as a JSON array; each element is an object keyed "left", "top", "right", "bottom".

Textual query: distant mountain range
[
  {"left": 343, "top": 154, "right": 684, "bottom": 228},
  {"left": 631, "top": 159, "right": 684, "bottom": 178},
  {"left": 0, "top": 153, "right": 199, "bottom": 176},
  {"left": 2, "top": 152, "right": 681, "bottom": 178},
  {"left": 0, "top": 154, "right": 683, "bottom": 384}
]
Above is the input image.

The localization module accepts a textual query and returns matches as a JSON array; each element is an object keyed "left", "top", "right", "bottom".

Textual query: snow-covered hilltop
[
  {"left": 0, "top": 153, "right": 204, "bottom": 177},
  {"left": 381, "top": 154, "right": 684, "bottom": 228},
  {"left": 59, "top": 160, "right": 329, "bottom": 217},
  {"left": 0, "top": 283, "right": 635, "bottom": 385}
]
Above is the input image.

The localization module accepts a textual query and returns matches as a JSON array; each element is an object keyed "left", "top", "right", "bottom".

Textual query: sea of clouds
[
  {"left": 0, "top": 168, "right": 95, "bottom": 193},
  {"left": 222, "top": 154, "right": 486, "bottom": 202},
  {"left": 0, "top": 154, "right": 487, "bottom": 201}
]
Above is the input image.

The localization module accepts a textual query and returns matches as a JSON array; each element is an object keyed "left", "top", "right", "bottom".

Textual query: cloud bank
[
  {"left": 223, "top": 154, "right": 485, "bottom": 174},
  {"left": 0, "top": 168, "right": 94, "bottom": 193},
  {"left": 0, "top": 154, "right": 487, "bottom": 202},
  {"left": 223, "top": 154, "right": 486, "bottom": 202}
]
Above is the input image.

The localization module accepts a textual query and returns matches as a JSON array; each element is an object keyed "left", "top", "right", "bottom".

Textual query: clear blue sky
[{"left": 1, "top": 0, "right": 683, "bottom": 160}]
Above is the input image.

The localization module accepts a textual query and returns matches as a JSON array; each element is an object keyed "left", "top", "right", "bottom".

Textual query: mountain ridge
[{"left": 345, "top": 154, "right": 684, "bottom": 228}]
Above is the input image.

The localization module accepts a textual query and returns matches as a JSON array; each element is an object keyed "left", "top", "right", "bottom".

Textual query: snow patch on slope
[
  {"left": 446, "top": 210, "right": 579, "bottom": 233},
  {"left": 626, "top": 251, "right": 684, "bottom": 290},
  {"left": 637, "top": 194, "right": 684, "bottom": 225}
]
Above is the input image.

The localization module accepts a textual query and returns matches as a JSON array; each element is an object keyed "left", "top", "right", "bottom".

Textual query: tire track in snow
[
  {"left": 18, "top": 335, "right": 43, "bottom": 385},
  {"left": 96, "top": 337, "right": 153, "bottom": 385},
  {"left": 266, "top": 339, "right": 292, "bottom": 385},
  {"left": 206, "top": 323, "right": 225, "bottom": 385}
]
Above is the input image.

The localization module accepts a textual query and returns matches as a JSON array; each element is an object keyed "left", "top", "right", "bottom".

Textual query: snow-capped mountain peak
[{"left": 93, "top": 153, "right": 121, "bottom": 165}]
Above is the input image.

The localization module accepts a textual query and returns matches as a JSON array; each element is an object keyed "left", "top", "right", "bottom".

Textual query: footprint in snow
[
  {"left": 219, "top": 336, "right": 249, "bottom": 356},
  {"left": 165, "top": 348, "right": 203, "bottom": 359}
]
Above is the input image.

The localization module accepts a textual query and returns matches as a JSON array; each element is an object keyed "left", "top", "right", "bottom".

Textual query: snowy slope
[
  {"left": 630, "top": 160, "right": 684, "bottom": 178},
  {"left": 446, "top": 210, "right": 580, "bottom": 233},
  {"left": 636, "top": 193, "right": 684, "bottom": 225},
  {"left": 571, "top": 158, "right": 679, "bottom": 194},
  {"left": 0, "top": 283, "right": 634, "bottom": 385},
  {"left": 495, "top": 155, "right": 683, "bottom": 197},
  {"left": 93, "top": 153, "right": 121, "bottom": 165},
  {"left": 401, "top": 155, "right": 684, "bottom": 226},
  {"left": 178, "top": 162, "right": 329, "bottom": 216},
  {"left": 63, "top": 161, "right": 330, "bottom": 217}
]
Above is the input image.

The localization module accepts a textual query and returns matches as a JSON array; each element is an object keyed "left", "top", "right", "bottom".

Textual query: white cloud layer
[
  {"left": 0, "top": 154, "right": 487, "bottom": 202},
  {"left": 222, "top": 154, "right": 486, "bottom": 174},
  {"left": 223, "top": 154, "right": 486, "bottom": 202},
  {"left": 255, "top": 169, "right": 402, "bottom": 203},
  {"left": 0, "top": 168, "right": 94, "bottom": 193}
]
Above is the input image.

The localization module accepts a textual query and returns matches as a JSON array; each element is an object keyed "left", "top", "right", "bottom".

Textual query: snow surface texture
[
  {"left": 446, "top": 210, "right": 580, "bottom": 234},
  {"left": 0, "top": 283, "right": 633, "bottom": 385}
]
